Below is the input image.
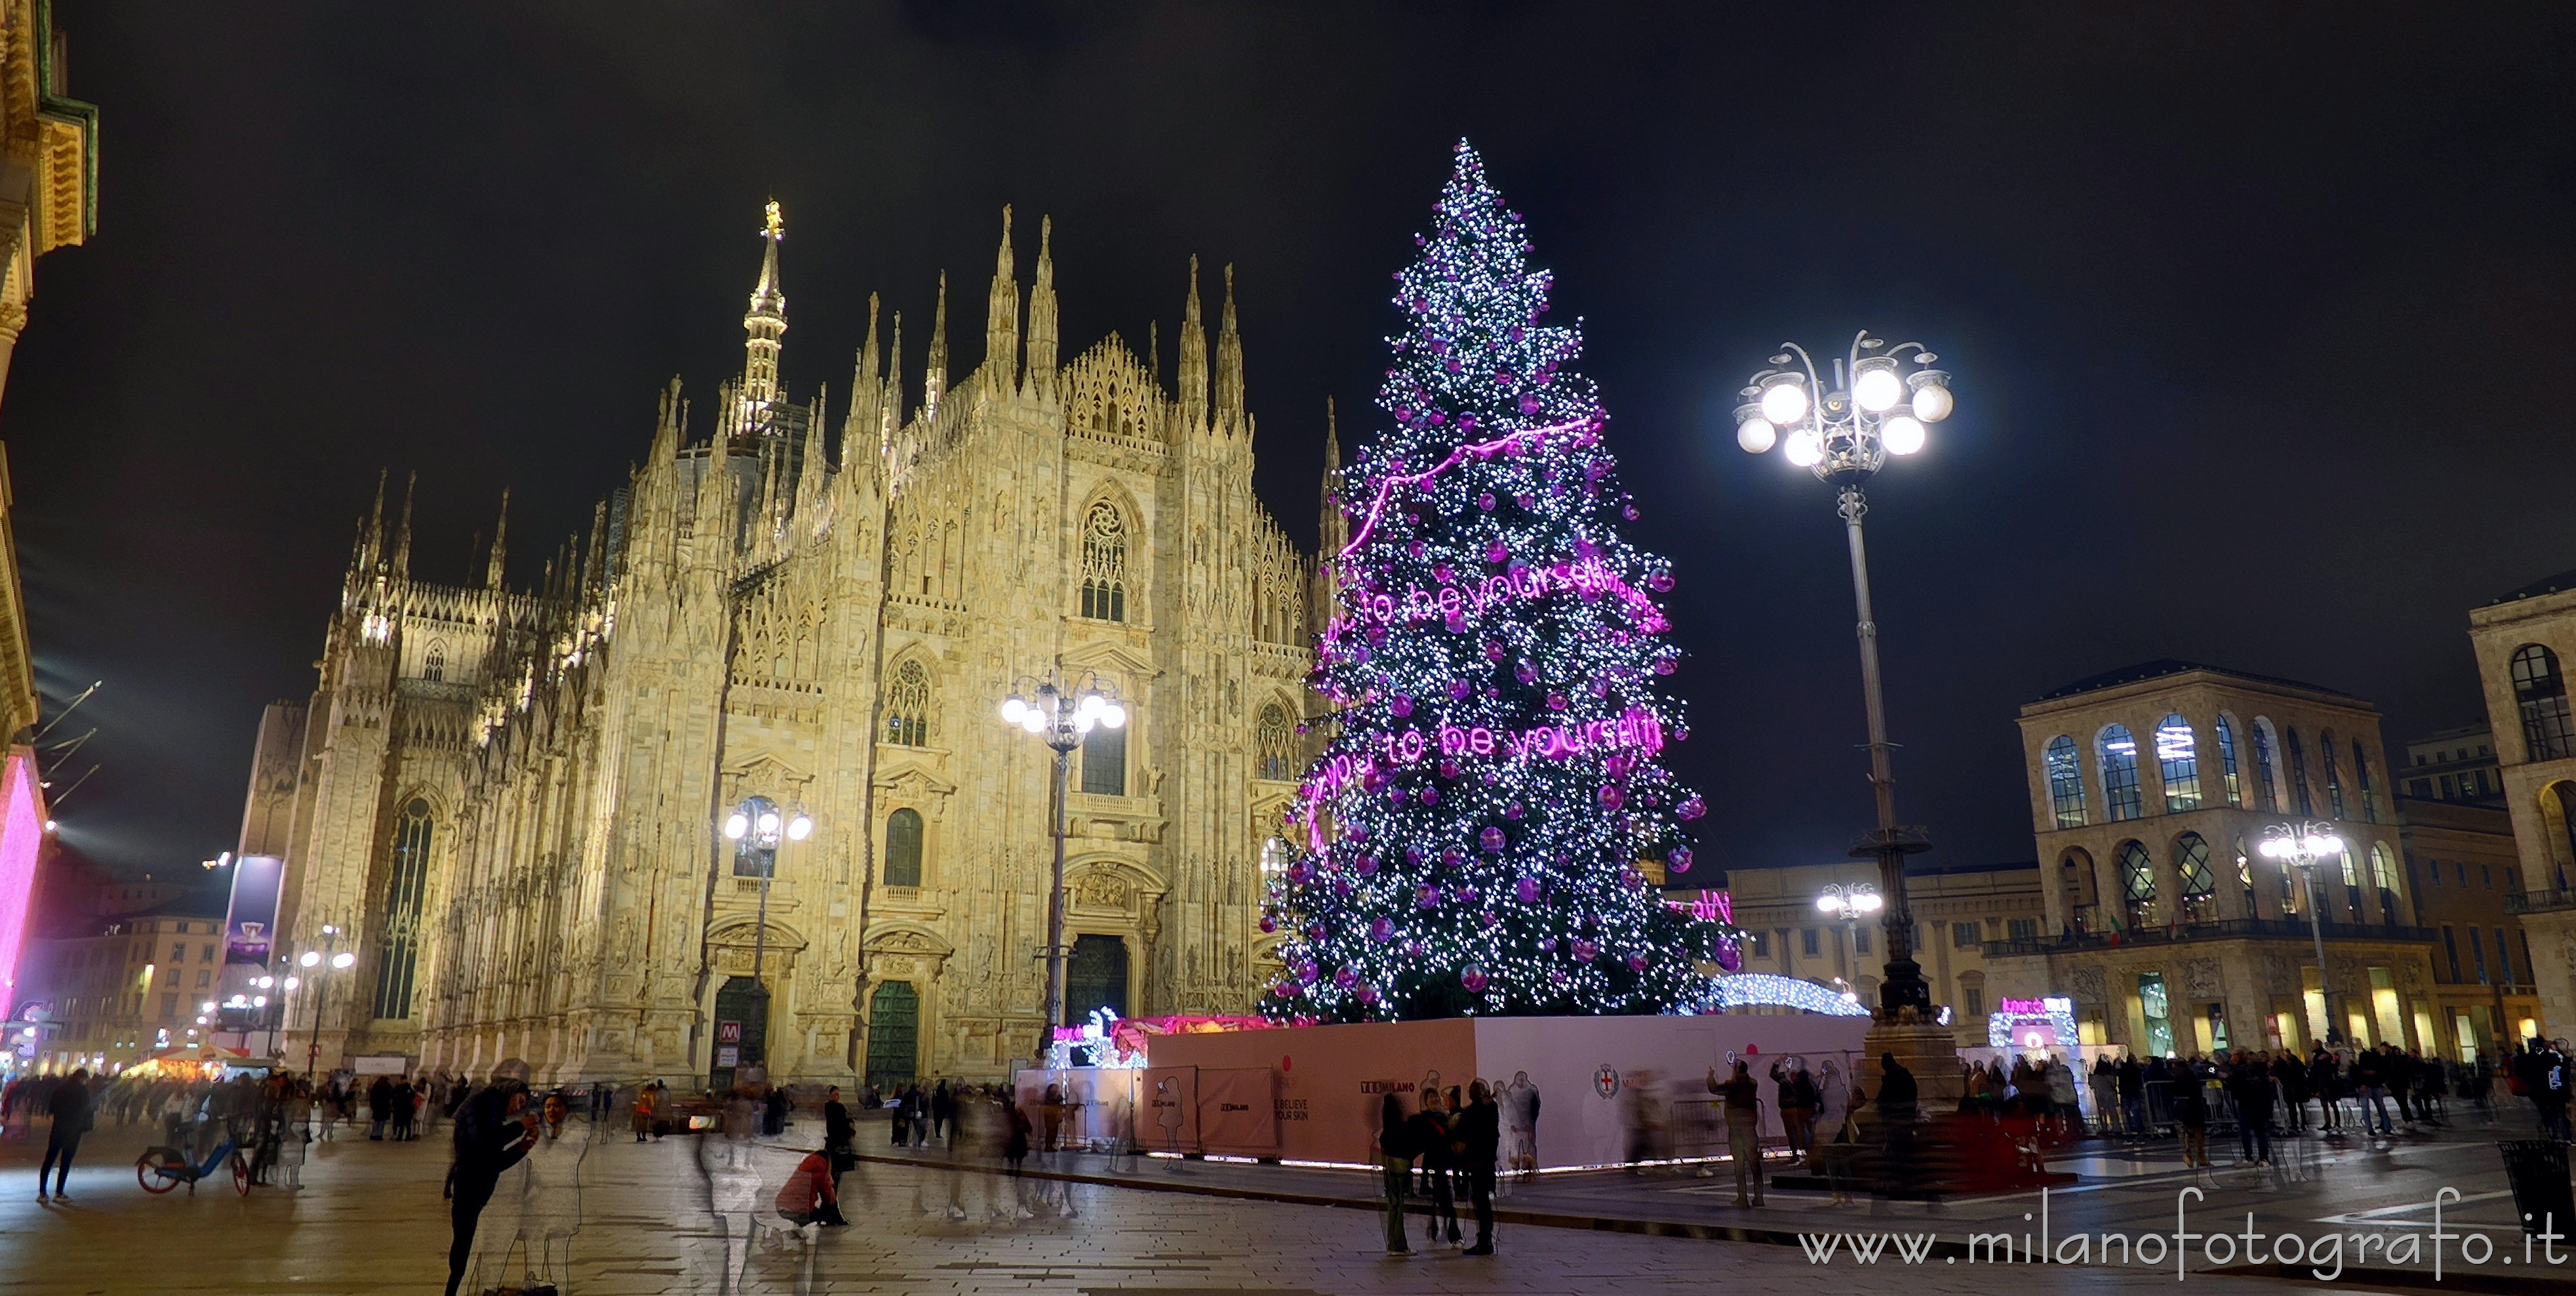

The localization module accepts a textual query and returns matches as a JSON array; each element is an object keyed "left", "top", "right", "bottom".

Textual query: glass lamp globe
[
  {"left": 332, "top": 952, "right": 357, "bottom": 969},
  {"left": 1784, "top": 427, "right": 1825, "bottom": 468},
  {"left": 1853, "top": 362, "right": 1904, "bottom": 413},
  {"left": 1758, "top": 376, "right": 1809, "bottom": 426},
  {"left": 299, "top": 950, "right": 321, "bottom": 968},
  {"left": 1908, "top": 371, "right": 1954, "bottom": 422},
  {"left": 755, "top": 811, "right": 782, "bottom": 838},
  {"left": 1101, "top": 702, "right": 1128, "bottom": 729},
  {"left": 1021, "top": 712, "right": 1046, "bottom": 735},
  {"left": 723, "top": 812, "right": 750, "bottom": 841},
  {"left": 1735, "top": 415, "right": 1776, "bottom": 454},
  {"left": 1882, "top": 415, "right": 1927, "bottom": 455},
  {"left": 1000, "top": 695, "right": 1027, "bottom": 724},
  {"left": 785, "top": 813, "right": 814, "bottom": 841},
  {"left": 1815, "top": 895, "right": 1840, "bottom": 914}
]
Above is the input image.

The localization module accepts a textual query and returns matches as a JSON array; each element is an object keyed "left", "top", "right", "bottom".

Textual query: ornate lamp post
[
  {"left": 2259, "top": 820, "right": 2346, "bottom": 1045},
  {"left": 719, "top": 793, "right": 812, "bottom": 1070},
  {"left": 998, "top": 673, "right": 1127, "bottom": 1036},
  {"left": 1815, "top": 881, "right": 1883, "bottom": 999},
  {"left": 1738, "top": 331, "right": 1954, "bottom": 1016},
  {"left": 292, "top": 924, "right": 357, "bottom": 1080}
]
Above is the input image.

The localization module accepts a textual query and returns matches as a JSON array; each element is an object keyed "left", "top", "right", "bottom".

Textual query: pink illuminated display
[
  {"left": 0, "top": 752, "right": 42, "bottom": 1010},
  {"left": 1336, "top": 417, "right": 1588, "bottom": 559},
  {"left": 1298, "top": 707, "right": 1666, "bottom": 848},
  {"left": 1325, "top": 553, "right": 1668, "bottom": 642}
]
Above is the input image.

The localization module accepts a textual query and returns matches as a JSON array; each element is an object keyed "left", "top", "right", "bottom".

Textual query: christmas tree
[{"left": 1261, "top": 142, "right": 1736, "bottom": 1022}]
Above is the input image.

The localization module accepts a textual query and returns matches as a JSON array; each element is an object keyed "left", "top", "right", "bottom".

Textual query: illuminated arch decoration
[
  {"left": 1987, "top": 995, "right": 2080, "bottom": 1050},
  {"left": 1710, "top": 972, "right": 1873, "bottom": 1017}
]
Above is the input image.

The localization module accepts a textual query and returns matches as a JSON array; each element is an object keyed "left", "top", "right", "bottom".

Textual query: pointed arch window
[
  {"left": 883, "top": 808, "right": 924, "bottom": 888},
  {"left": 2214, "top": 714, "right": 2242, "bottom": 806},
  {"left": 2044, "top": 735, "right": 2086, "bottom": 828},
  {"left": 2286, "top": 728, "right": 2314, "bottom": 816},
  {"left": 2175, "top": 832, "right": 2215, "bottom": 925},
  {"left": 2099, "top": 725, "right": 2143, "bottom": 822},
  {"left": 1255, "top": 704, "right": 1296, "bottom": 782},
  {"left": 884, "top": 660, "right": 932, "bottom": 748},
  {"left": 2251, "top": 718, "right": 2282, "bottom": 811},
  {"left": 372, "top": 799, "right": 433, "bottom": 1021},
  {"left": 423, "top": 643, "right": 447, "bottom": 683},
  {"left": 1079, "top": 502, "right": 1129, "bottom": 622},
  {"left": 2155, "top": 714, "right": 2201, "bottom": 813},
  {"left": 2512, "top": 645, "right": 2574, "bottom": 761},
  {"left": 2118, "top": 840, "right": 2156, "bottom": 930}
]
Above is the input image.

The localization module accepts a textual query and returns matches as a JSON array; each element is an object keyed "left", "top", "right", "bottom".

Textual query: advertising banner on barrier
[
  {"left": 1140, "top": 1066, "right": 1199, "bottom": 1153},
  {"left": 1196, "top": 1066, "right": 1277, "bottom": 1156}
]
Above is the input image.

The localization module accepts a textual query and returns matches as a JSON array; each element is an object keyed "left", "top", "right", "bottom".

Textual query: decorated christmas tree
[{"left": 1260, "top": 142, "right": 1737, "bottom": 1022}]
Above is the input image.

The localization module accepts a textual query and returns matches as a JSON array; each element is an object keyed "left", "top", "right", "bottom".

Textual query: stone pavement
[{"left": 0, "top": 1110, "right": 2557, "bottom": 1295}]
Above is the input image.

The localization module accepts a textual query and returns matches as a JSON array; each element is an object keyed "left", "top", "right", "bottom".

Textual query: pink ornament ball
[
  {"left": 1668, "top": 846, "right": 1694, "bottom": 873},
  {"left": 1677, "top": 795, "right": 1707, "bottom": 821},
  {"left": 1370, "top": 917, "right": 1395, "bottom": 942},
  {"left": 1259, "top": 916, "right": 1278, "bottom": 934},
  {"left": 1480, "top": 826, "right": 1506, "bottom": 853},
  {"left": 1572, "top": 939, "right": 1598, "bottom": 963},
  {"left": 1515, "top": 877, "right": 1541, "bottom": 903},
  {"left": 1357, "top": 982, "right": 1381, "bottom": 1005},
  {"left": 1461, "top": 965, "right": 1489, "bottom": 994},
  {"left": 1391, "top": 694, "right": 1414, "bottom": 718},
  {"left": 1715, "top": 940, "right": 1743, "bottom": 973},
  {"left": 1598, "top": 785, "right": 1625, "bottom": 811},
  {"left": 1625, "top": 954, "right": 1649, "bottom": 973}
]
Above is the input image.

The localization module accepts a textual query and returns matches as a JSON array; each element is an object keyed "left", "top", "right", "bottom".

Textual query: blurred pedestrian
[
  {"left": 37, "top": 1068, "right": 90, "bottom": 1202},
  {"left": 1706, "top": 1059, "right": 1763, "bottom": 1207},
  {"left": 1377, "top": 1093, "right": 1415, "bottom": 1256},
  {"left": 1455, "top": 1079, "right": 1499, "bottom": 1255},
  {"left": 443, "top": 1061, "right": 537, "bottom": 1296}
]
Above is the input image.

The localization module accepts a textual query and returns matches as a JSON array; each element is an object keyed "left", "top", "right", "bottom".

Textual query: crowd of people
[{"left": 1373, "top": 1079, "right": 1502, "bottom": 1257}]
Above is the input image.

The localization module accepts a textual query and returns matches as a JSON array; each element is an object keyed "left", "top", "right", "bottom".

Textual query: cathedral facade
[{"left": 239, "top": 205, "right": 1333, "bottom": 1087}]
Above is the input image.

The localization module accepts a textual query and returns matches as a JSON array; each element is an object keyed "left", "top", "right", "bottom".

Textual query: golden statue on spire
[{"left": 763, "top": 199, "right": 783, "bottom": 241}]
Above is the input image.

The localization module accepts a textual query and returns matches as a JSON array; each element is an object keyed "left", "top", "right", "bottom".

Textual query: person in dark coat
[
  {"left": 391, "top": 1076, "right": 417, "bottom": 1141},
  {"left": 1452, "top": 1080, "right": 1501, "bottom": 1255},
  {"left": 37, "top": 1069, "right": 90, "bottom": 1201},
  {"left": 931, "top": 1080, "right": 954, "bottom": 1146},
  {"left": 1875, "top": 1053, "right": 1918, "bottom": 1120},
  {"left": 822, "top": 1085, "right": 855, "bottom": 1190},
  {"left": 443, "top": 1062, "right": 538, "bottom": 1296},
  {"left": 1376, "top": 1093, "right": 1415, "bottom": 1256},
  {"left": 2225, "top": 1050, "right": 2273, "bottom": 1164},
  {"left": 1409, "top": 1089, "right": 1459, "bottom": 1245},
  {"left": 368, "top": 1075, "right": 393, "bottom": 1140}
]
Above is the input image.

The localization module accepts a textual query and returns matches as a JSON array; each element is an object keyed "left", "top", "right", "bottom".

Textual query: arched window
[
  {"left": 883, "top": 808, "right": 923, "bottom": 888},
  {"left": 372, "top": 799, "right": 433, "bottom": 1021},
  {"left": 2044, "top": 735, "right": 2086, "bottom": 828},
  {"left": 423, "top": 642, "right": 447, "bottom": 683},
  {"left": 1255, "top": 704, "right": 1295, "bottom": 782},
  {"left": 2320, "top": 730, "right": 2346, "bottom": 819},
  {"left": 1079, "top": 501, "right": 1128, "bottom": 622},
  {"left": 2175, "top": 832, "right": 2215, "bottom": 925},
  {"left": 2061, "top": 847, "right": 2096, "bottom": 932},
  {"left": 2235, "top": 836, "right": 2258, "bottom": 916},
  {"left": 2214, "top": 714, "right": 2242, "bottom": 806},
  {"left": 2371, "top": 841, "right": 2403, "bottom": 926},
  {"left": 2339, "top": 845, "right": 2363, "bottom": 921},
  {"left": 2251, "top": 717, "right": 2282, "bottom": 811},
  {"left": 884, "top": 660, "right": 932, "bottom": 747},
  {"left": 2286, "top": 728, "right": 2314, "bottom": 817},
  {"left": 2099, "top": 725, "right": 2143, "bottom": 822},
  {"left": 2156, "top": 714, "right": 2201, "bottom": 813},
  {"left": 2353, "top": 740, "right": 2378, "bottom": 823},
  {"left": 2512, "top": 645, "right": 2575, "bottom": 761},
  {"left": 2118, "top": 840, "right": 2156, "bottom": 930}
]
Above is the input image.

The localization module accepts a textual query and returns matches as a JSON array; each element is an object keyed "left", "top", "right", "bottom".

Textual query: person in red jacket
[{"left": 776, "top": 1149, "right": 847, "bottom": 1227}]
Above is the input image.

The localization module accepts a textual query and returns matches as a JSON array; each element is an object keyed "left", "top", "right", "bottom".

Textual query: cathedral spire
[
  {"left": 924, "top": 272, "right": 949, "bottom": 420},
  {"left": 842, "top": 295, "right": 882, "bottom": 470},
  {"left": 1318, "top": 397, "right": 1347, "bottom": 556},
  {"left": 983, "top": 205, "right": 1020, "bottom": 395},
  {"left": 486, "top": 487, "right": 510, "bottom": 590},
  {"left": 1214, "top": 263, "right": 1244, "bottom": 424},
  {"left": 584, "top": 499, "right": 607, "bottom": 597},
  {"left": 391, "top": 471, "right": 416, "bottom": 580},
  {"left": 1147, "top": 320, "right": 1160, "bottom": 389},
  {"left": 740, "top": 200, "right": 789, "bottom": 433},
  {"left": 1177, "top": 255, "right": 1208, "bottom": 422},
  {"left": 1023, "top": 214, "right": 1058, "bottom": 402},
  {"left": 884, "top": 310, "right": 904, "bottom": 443},
  {"left": 650, "top": 377, "right": 683, "bottom": 466},
  {"left": 363, "top": 469, "right": 387, "bottom": 574}
]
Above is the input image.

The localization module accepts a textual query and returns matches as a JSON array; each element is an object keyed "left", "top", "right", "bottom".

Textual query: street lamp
[
  {"left": 290, "top": 923, "right": 354, "bottom": 1078},
  {"left": 2259, "top": 820, "right": 2347, "bottom": 1045},
  {"left": 1739, "top": 331, "right": 1954, "bottom": 1015},
  {"left": 1816, "top": 882, "right": 1884, "bottom": 990},
  {"left": 719, "top": 793, "right": 812, "bottom": 1070},
  {"left": 997, "top": 672, "right": 1127, "bottom": 1036}
]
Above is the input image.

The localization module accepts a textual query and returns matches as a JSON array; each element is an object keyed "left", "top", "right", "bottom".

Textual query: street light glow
[
  {"left": 1000, "top": 695, "right": 1027, "bottom": 724},
  {"left": 1758, "top": 374, "right": 1809, "bottom": 425},
  {"left": 1852, "top": 359, "right": 1904, "bottom": 412},
  {"left": 785, "top": 813, "right": 813, "bottom": 841},
  {"left": 1882, "top": 415, "right": 1926, "bottom": 455},
  {"left": 299, "top": 950, "right": 321, "bottom": 967},
  {"left": 722, "top": 812, "right": 749, "bottom": 841},
  {"left": 330, "top": 952, "right": 356, "bottom": 969}
]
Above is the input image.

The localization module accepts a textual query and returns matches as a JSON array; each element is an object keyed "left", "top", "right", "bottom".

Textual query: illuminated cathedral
[{"left": 238, "top": 203, "right": 1334, "bottom": 1086}]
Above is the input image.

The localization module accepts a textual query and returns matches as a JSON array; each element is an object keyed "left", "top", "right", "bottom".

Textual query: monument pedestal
[{"left": 1861, "top": 1011, "right": 1964, "bottom": 1112}]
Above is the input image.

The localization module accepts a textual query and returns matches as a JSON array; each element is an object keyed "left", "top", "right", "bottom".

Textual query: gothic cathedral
[{"left": 237, "top": 205, "right": 1338, "bottom": 1087}]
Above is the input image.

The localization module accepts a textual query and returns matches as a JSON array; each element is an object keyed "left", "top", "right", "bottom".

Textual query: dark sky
[{"left": 7, "top": 3, "right": 2571, "bottom": 878}]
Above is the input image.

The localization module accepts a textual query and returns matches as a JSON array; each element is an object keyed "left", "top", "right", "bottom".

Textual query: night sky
[{"left": 7, "top": 4, "right": 2571, "bottom": 879}]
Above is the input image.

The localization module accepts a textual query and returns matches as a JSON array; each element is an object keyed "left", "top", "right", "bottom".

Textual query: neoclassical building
[
  {"left": 1986, "top": 660, "right": 2445, "bottom": 1058},
  {"left": 239, "top": 205, "right": 1328, "bottom": 1087}
]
